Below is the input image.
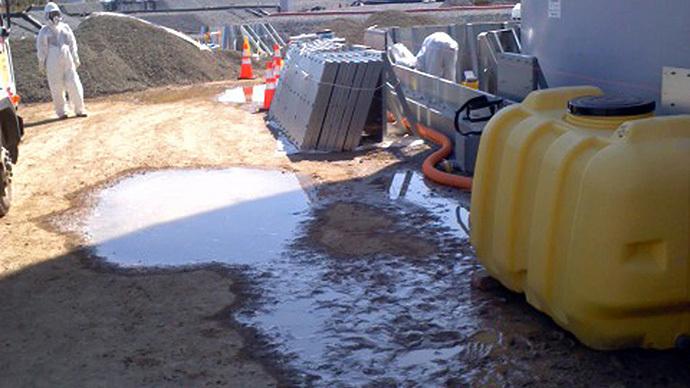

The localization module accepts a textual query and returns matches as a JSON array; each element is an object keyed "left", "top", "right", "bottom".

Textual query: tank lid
[{"left": 567, "top": 95, "right": 655, "bottom": 117}]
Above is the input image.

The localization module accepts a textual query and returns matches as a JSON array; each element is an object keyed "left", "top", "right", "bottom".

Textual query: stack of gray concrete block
[{"left": 268, "top": 40, "right": 383, "bottom": 152}]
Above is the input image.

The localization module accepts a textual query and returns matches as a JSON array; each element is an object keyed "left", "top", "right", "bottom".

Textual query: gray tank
[{"left": 521, "top": 0, "right": 690, "bottom": 106}]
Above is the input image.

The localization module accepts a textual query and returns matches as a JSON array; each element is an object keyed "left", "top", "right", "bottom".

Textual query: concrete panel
[
  {"left": 270, "top": 41, "right": 384, "bottom": 152},
  {"left": 319, "top": 55, "right": 358, "bottom": 151},
  {"left": 337, "top": 59, "right": 370, "bottom": 150},
  {"left": 304, "top": 56, "right": 340, "bottom": 149},
  {"left": 343, "top": 53, "right": 383, "bottom": 150},
  {"left": 363, "top": 28, "right": 387, "bottom": 50},
  {"left": 341, "top": 58, "right": 374, "bottom": 151}
]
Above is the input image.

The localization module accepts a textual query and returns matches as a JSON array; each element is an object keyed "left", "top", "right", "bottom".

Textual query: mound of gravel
[
  {"left": 442, "top": 0, "right": 519, "bottom": 6},
  {"left": 323, "top": 11, "right": 438, "bottom": 44},
  {"left": 12, "top": 14, "right": 244, "bottom": 103}
]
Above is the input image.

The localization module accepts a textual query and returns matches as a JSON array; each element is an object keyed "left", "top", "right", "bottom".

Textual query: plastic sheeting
[{"left": 390, "top": 43, "right": 416, "bottom": 68}]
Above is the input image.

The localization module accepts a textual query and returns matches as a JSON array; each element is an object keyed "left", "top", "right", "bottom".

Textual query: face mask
[{"left": 48, "top": 11, "right": 61, "bottom": 25}]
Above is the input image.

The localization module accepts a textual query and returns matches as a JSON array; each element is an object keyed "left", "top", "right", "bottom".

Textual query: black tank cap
[{"left": 567, "top": 95, "right": 656, "bottom": 117}]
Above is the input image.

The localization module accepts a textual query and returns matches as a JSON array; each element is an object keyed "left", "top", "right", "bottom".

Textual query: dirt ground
[
  {"left": 1, "top": 82, "right": 689, "bottom": 387},
  {"left": 0, "top": 81, "right": 411, "bottom": 387}
]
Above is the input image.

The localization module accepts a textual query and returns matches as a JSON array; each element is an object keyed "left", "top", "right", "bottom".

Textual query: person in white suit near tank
[
  {"left": 36, "top": 2, "right": 87, "bottom": 119},
  {"left": 389, "top": 32, "right": 459, "bottom": 82}
]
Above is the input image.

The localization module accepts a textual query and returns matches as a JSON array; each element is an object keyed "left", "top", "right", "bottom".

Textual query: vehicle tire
[
  {"left": 0, "top": 146, "right": 11, "bottom": 217},
  {"left": 0, "top": 108, "right": 20, "bottom": 163},
  {"left": 8, "top": 143, "right": 17, "bottom": 163}
]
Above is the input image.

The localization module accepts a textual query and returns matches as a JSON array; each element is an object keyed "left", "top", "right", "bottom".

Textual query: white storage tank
[{"left": 521, "top": 0, "right": 690, "bottom": 110}]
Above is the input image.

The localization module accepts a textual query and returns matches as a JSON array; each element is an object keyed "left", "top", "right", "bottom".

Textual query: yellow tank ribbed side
[{"left": 470, "top": 86, "right": 690, "bottom": 350}]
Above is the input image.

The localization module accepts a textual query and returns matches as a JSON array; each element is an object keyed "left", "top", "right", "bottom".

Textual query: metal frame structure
[{"left": 204, "top": 23, "right": 286, "bottom": 55}]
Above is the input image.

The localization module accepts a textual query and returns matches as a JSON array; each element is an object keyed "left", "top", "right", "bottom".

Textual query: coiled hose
[{"left": 414, "top": 121, "right": 473, "bottom": 191}]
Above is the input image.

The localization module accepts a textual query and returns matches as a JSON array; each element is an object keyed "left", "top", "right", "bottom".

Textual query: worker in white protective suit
[
  {"left": 36, "top": 2, "right": 87, "bottom": 119},
  {"left": 415, "top": 32, "right": 458, "bottom": 82}
]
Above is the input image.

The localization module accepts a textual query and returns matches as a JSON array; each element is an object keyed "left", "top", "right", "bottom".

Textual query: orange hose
[{"left": 416, "top": 123, "right": 473, "bottom": 191}]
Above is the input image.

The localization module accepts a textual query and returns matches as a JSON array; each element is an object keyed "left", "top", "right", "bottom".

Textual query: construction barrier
[{"left": 205, "top": 23, "right": 285, "bottom": 55}]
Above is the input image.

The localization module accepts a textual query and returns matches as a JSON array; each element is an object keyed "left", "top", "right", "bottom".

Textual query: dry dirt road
[{"left": 0, "top": 81, "right": 409, "bottom": 387}]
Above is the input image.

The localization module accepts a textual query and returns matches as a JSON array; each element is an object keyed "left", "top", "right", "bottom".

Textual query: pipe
[
  {"left": 384, "top": 55, "right": 473, "bottom": 190},
  {"left": 416, "top": 122, "right": 473, "bottom": 191},
  {"left": 269, "top": 5, "right": 512, "bottom": 17},
  {"left": 63, "top": 5, "right": 278, "bottom": 17}
]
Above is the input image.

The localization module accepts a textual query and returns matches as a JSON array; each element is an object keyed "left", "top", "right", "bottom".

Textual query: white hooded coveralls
[
  {"left": 415, "top": 32, "right": 458, "bottom": 82},
  {"left": 36, "top": 21, "right": 85, "bottom": 117}
]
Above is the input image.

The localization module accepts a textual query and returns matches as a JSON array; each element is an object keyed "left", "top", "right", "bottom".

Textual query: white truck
[{"left": 0, "top": 0, "right": 24, "bottom": 216}]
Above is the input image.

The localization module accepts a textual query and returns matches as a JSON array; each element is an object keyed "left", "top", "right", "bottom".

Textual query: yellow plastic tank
[{"left": 470, "top": 86, "right": 690, "bottom": 350}]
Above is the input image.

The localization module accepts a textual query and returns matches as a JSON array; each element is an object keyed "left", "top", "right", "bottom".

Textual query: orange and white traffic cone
[
  {"left": 239, "top": 37, "right": 254, "bottom": 80},
  {"left": 243, "top": 86, "right": 254, "bottom": 102},
  {"left": 273, "top": 58, "right": 282, "bottom": 81},
  {"left": 262, "top": 61, "right": 275, "bottom": 111},
  {"left": 387, "top": 111, "right": 397, "bottom": 123},
  {"left": 272, "top": 44, "right": 282, "bottom": 81},
  {"left": 273, "top": 44, "right": 282, "bottom": 62}
]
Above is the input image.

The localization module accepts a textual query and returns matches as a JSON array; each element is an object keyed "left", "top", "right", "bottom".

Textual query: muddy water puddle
[
  {"left": 80, "top": 167, "right": 688, "bottom": 387},
  {"left": 217, "top": 85, "right": 266, "bottom": 106},
  {"left": 240, "top": 251, "right": 497, "bottom": 386},
  {"left": 234, "top": 173, "right": 487, "bottom": 386},
  {"left": 83, "top": 167, "right": 491, "bottom": 386},
  {"left": 85, "top": 168, "right": 310, "bottom": 266},
  {"left": 389, "top": 170, "right": 471, "bottom": 238}
]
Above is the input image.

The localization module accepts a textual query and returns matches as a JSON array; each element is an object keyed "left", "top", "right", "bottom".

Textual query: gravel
[
  {"left": 322, "top": 11, "right": 438, "bottom": 44},
  {"left": 271, "top": 8, "right": 512, "bottom": 44},
  {"left": 11, "top": 7, "right": 511, "bottom": 103},
  {"left": 12, "top": 14, "right": 244, "bottom": 103}
]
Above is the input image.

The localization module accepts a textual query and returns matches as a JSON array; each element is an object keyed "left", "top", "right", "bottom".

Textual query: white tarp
[{"left": 390, "top": 43, "right": 417, "bottom": 68}]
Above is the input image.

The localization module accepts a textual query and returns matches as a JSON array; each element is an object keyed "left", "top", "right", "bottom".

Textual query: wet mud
[
  {"left": 234, "top": 169, "right": 690, "bottom": 387},
  {"left": 7, "top": 82, "right": 687, "bottom": 388},
  {"left": 80, "top": 165, "right": 690, "bottom": 387}
]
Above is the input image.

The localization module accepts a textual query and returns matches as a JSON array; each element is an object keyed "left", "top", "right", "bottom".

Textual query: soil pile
[
  {"left": 442, "top": 0, "right": 519, "bottom": 6},
  {"left": 323, "top": 11, "right": 437, "bottom": 44},
  {"left": 12, "top": 14, "right": 244, "bottom": 103}
]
